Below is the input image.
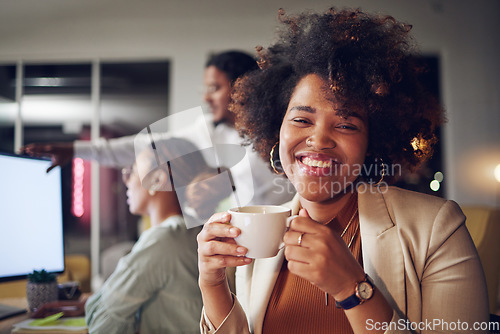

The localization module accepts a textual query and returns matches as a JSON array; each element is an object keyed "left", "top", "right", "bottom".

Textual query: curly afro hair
[{"left": 230, "top": 7, "right": 445, "bottom": 183}]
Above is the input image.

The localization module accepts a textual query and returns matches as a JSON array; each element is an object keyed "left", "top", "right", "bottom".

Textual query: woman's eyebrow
[
  {"left": 289, "top": 105, "right": 316, "bottom": 113},
  {"left": 290, "top": 105, "right": 365, "bottom": 121},
  {"left": 335, "top": 109, "right": 364, "bottom": 120}
]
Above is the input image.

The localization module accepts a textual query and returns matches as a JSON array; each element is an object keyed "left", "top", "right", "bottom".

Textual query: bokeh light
[
  {"left": 495, "top": 164, "right": 500, "bottom": 183},
  {"left": 430, "top": 180, "right": 440, "bottom": 192},
  {"left": 434, "top": 171, "right": 444, "bottom": 183}
]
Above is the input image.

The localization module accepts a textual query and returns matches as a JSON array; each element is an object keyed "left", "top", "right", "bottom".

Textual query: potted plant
[{"left": 26, "top": 269, "right": 58, "bottom": 311}]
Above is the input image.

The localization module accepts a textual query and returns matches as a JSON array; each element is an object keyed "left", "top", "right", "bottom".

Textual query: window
[{"left": 0, "top": 60, "right": 170, "bottom": 280}]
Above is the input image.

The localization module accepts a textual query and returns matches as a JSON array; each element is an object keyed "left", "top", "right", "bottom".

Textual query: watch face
[{"left": 357, "top": 281, "right": 374, "bottom": 300}]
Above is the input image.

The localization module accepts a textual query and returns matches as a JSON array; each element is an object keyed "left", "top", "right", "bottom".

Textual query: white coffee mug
[{"left": 228, "top": 205, "right": 294, "bottom": 258}]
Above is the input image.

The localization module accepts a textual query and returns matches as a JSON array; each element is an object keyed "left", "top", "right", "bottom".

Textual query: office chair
[{"left": 463, "top": 206, "right": 500, "bottom": 314}]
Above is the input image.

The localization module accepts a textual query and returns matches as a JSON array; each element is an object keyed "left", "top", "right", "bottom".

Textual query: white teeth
[{"left": 302, "top": 157, "right": 332, "bottom": 168}]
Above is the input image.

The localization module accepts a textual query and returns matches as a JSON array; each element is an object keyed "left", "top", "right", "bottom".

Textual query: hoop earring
[
  {"left": 269, "top": 142, "right": 284, "bottom": 175},
  {"left": 373, "top": 158, "right": 386, "bottom": 186}
]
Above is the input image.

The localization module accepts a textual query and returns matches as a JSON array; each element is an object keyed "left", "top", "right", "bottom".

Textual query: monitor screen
[{"left": 0, "top": 152, "right": 65, "bottom": 282}]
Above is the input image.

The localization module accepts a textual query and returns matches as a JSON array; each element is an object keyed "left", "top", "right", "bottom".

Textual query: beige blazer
[{"left": 202, "top": 185, "right": 489, "bottom": 333}]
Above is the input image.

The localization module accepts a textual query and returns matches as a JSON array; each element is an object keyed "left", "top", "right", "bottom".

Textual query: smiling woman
[
  {"left": 278, "top": 74, "right": 369, "bottom": 206},
  {"left": 197, "top": 6, "right": 489, "bottom": 334}
]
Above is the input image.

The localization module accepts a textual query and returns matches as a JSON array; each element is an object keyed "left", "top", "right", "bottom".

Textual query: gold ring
[{"left": 298, "top": 232, "right": 304, "bottom": 246}]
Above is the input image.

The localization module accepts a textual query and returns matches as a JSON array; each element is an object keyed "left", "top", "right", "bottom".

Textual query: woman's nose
[
  {"left": 203, "top": 89, "right": 213, "bottom": 103},
  {"left": 307, "top": 130, "right": 336, "bottom": 150}
]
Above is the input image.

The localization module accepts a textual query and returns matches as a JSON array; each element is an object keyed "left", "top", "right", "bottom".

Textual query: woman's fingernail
[
  {"left": 236, "top": 247, "right": 246, "bottom": 254},
  {"left": 229, "top": 227, "right": 238, "bottom": 236}
]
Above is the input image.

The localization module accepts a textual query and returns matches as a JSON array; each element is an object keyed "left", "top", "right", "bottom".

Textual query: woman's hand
[
  {"left": 197, "top": 212, "right": 252, "bottom": 288},
  {"left": 197, "top": 212, "right": 253, "bottom": 328},
  {"left": 283, "top": 208, "right": 365, "bottom": 301}
]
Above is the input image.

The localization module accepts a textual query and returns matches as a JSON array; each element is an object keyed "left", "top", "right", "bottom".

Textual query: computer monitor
[{"left": 0, "top": 152, "right": 65, "bottom": 283}]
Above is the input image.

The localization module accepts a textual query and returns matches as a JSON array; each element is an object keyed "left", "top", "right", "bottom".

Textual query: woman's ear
[{"left": 148, "top": 168, "right": 170, "bottom": 192}]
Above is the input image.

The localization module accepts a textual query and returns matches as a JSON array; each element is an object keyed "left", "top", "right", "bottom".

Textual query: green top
[{"left": 85, "top": 215, "right": 202, "bottom": 333}]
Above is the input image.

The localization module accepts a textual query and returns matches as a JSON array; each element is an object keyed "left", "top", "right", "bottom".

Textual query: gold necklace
[
  {"left": 325, "top": 207, "right": 359, "bottom": 306},
  {"left": 339, "top": 207, "right": 358, "bottom": 239}
]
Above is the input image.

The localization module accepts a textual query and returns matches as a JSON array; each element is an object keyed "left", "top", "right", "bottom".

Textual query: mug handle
[{"left": 278, "top": 215, "right": 299, "bottom": 251}]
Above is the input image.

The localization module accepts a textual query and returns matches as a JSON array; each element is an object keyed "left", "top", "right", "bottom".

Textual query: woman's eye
[
  {"left": 337, "top": 124, "right": 358, "bottom": 131},
  {"left": 206, "top": 85, "right": 219, "bottom": 94},
  {"left": 292, "top": 118, "right": 310, "bottom": 125}
]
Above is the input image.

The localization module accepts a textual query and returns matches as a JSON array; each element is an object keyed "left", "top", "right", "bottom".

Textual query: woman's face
[
  {"left": 203, "top": 65, "right": 233, "bottom": 124},
  {"left": 279, "top": 74, "right": 369, "bottom": 203},
  {"left": 123, "top": 153, "right": 152, "bottom": 216}
]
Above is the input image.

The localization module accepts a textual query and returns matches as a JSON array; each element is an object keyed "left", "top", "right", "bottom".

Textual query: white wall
[{"left": 0, "top": 0, "right": 499, "bottom": 207}]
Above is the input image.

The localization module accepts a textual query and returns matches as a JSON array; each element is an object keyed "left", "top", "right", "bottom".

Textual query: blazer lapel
[
  {"left": 248, "top": 251, "right": 284, "bottom": 334},
  {"left": 358, "top": 184, "right": 406, "bottom": 316},
  {"left": 249, "top": 196, "right": 300, "bottom": 334}
]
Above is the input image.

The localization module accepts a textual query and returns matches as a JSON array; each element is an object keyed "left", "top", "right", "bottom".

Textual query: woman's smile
[{"left": 296, "top": 152, "right": 342, "bottom": 177}]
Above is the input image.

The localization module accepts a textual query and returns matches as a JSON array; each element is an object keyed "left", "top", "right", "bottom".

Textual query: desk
[
  {"left": 0, "top": 296, "right": 89, "bottom": 334},
  {"left": 0, "top": 298, "right": 29, "bottom": 334}
]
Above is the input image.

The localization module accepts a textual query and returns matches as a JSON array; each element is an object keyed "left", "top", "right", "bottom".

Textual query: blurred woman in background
[{"left": 86, "top": 137, "right": 231, "bottom": 334}]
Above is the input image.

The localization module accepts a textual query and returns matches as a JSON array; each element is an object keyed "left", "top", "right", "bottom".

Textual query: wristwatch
[{"left": 335, "top": 274, "right": 375, "bottom": 310}]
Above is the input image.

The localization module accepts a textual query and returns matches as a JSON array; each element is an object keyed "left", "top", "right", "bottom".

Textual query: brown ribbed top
[{"left": 262, "top": 193, "right": 362, "bottom": 334}]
